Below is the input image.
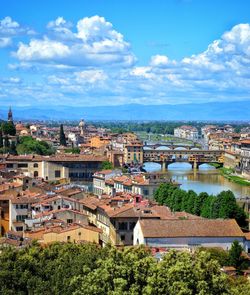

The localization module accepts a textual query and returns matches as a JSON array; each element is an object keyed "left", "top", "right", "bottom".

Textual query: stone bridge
[
  {"left": 144, "top": 142, "right": 199, "bottom": 150},
  {"left": 143, "top": 149, "right": 224, "bottom": 170}
]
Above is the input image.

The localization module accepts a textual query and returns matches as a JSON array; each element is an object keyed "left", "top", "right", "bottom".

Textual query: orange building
[{"left": 90, "top": 136, "right": 111, "bottom": 148}]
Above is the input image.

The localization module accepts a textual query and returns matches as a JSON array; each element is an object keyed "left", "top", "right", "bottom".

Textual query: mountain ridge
[{"left": 0, "top": 101, "right": 249, "bottom": 121}]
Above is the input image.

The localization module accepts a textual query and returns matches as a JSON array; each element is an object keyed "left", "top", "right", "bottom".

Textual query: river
[{"left": 143, "top": 162, "right": 250, "bottom": 198}]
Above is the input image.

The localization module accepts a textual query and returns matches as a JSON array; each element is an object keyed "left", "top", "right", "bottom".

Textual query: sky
[{"left": 0, "top": 0, "right": 250, "bottom": 107}]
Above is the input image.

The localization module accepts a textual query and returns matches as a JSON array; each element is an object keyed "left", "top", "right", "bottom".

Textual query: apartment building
[{"left": 174, "top": 126, "right": 199, "bottom": 141}]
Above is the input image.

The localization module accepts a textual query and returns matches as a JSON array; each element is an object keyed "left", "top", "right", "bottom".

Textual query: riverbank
[{"left": 209, "top": 163, "right": 250, "bottom": 186}]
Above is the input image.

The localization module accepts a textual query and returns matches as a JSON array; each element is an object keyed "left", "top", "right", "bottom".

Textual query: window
[
  {"left": 67, "top": 236, "right": 70, "bottom": 241},
  {"left": 16, "top": 226, "right": 23, "bottom": 231},
  {"left": 55, "top": 170, "right": 61, "bottom": 178},
  {"left": 16, "top": 215, "right": 28, "bottom": 222},
  {"left": 67, "top": 219, "right": 73, "bottom": 224},
  {"left": 7, "top": 163, "right": 13, "bottom": 168},
  {"left": 121, "top": 234, "right": 125, "bottom": 241},
  {"left": 118, "top": 222, "right": 128, "bottom": 231},
  {"left": 143, "top": 189, "right": 149, "bottom": 196},
  {"left": 18, "top": 163, "right": 28, "bottom": 168},
  {"left": 129, "top": 222, "right": 136, "bottom": 230},
  {"left": 34, "top": 171, "right": 38, "bottom": 177},
  {"left": 33, "top": 163, "right": 38, "bottom": 168}
]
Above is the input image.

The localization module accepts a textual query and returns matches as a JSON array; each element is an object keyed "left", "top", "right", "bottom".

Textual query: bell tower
[{"left": 8, "top": 107, "right": 13, "bottom": 123}]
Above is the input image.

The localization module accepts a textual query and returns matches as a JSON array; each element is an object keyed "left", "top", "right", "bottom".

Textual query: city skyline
[{"left": 0, "top": 0, "right": 250, "bottom": 109}]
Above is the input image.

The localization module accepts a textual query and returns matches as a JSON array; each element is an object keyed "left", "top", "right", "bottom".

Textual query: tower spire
[{"left": 8, "top": 106, "right": 13, "bottom": 123}]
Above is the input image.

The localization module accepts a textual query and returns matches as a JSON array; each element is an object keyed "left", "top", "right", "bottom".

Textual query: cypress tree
[
  {"left": 10, "top": 141, "right": 17, "bottom": 155},
  {"left": 0, "top": 129, "right": 3, "bottom": 148},
  {"left": 59, "top": 124, "right": 67, "bottom": 146}
]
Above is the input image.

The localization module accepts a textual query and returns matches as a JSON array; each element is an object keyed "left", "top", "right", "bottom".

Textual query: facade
[
  {"left": 93, "top": 172, "right": 173, "bottom": 198},
  {"left": 124, "top": 141, "right": 143, "bottom": 164},
  {"left": 134, "top": 219, "right": 246, "bottom": 251},
  {"left": 174, "top": 126, "right": 199, "bottom": 141},
  {"left": 25, "top": 223, "right": 102, "bottom": 245},
  {"left": 4, "top": 154, "right": 106, "bottom": 181},
  {"left": 240, "top": 140, "right": 250, "bottom": 177},
  {"left": 93, "top": 170, "right": 121, "bottom": 196}
]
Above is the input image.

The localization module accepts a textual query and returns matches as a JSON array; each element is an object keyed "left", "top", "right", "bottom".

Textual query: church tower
[
  {"left": 8, "top": 107, "right": 13, "bottom": 123},
  {"left": 79, "top": 119, "right": 85, "bottom": 136}
]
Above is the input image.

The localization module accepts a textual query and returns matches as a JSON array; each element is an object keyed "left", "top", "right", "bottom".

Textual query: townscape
[
  {"left": 1, "top": 1, "right": 250, "bottom": 293},
  {"left": 0, "top": 108, "right": 250, "bottom": 293}
]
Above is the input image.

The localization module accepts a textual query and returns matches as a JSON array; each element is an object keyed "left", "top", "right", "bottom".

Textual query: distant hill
[{"left": 0, "top": 101, "right": 249, "bottom": 121}]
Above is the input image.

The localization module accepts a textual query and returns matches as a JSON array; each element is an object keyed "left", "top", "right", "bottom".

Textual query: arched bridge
[
  {"left": 144, "top": 142, "right": 199, "bottom": 150},
  {"left": 143, "top": 149, "right": 224, "bottom": 170}
]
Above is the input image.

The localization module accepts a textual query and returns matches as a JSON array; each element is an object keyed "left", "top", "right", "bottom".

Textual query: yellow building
[
  {"left": 124, "top": 142, "right": 143, "bottom": 164},
  {"left": 26, "top": 224, "right": 102, "bottom": 245}
]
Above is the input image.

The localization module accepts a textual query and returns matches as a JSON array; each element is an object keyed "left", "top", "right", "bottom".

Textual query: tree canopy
[
  {"left": 0, "top": 243, "right": 248, "bottom": 295},
  {"left": 16, "top": 136, "right": 55, "bottom": 155},
  {"left": 154, "top": 184, "right": 247, "bottom": 227},
  {"left": 101, "top": 160, "right": 114, "bottom": 170},
  {"left": 1, "top": 121, "right": 16, "bottom": 136}
]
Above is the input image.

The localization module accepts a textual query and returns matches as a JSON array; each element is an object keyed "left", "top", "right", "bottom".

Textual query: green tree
[
  {"left": 65, "top": 147, "right": 81, "bottom": 154},
  {"left": 228, "top": 241, "right": 247, "bottom": 271},
  {"left": 1, "top": 121, "right": 16, "bottom": 136},
  {"left": 9, "top": 141, "right": 17, "bottom": 155},
  {"left": 16, "top": 136, "right": 55, "bottom": 155},
  {"left": 101, "top": 161, "right": 113, "bottom": 170},
  {"left": 154, "top": 183, "right": 178, "bottom": 206},
  {"left": 193, "top": 192, "right": 209, "bottom": 215},
  {"left": 4, "top": 135, "right": 10, "bottom": 149},
  {"left": 186, "top": 190, "right": 197, "bottom": 214},
  {"left": 145, "top": 250, "right": 230, "bottom": 295},
  {"left": 200, "top": 195, "right": 215, "bottom": 218},
  {"left": 59, "top": 124, "right": 67, "bottom": 146},
  {"left": 0, "top": 129, "right": 3, "bottom": 148}
]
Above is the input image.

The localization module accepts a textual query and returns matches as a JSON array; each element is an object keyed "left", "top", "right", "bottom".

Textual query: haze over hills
[{"left": 1, "top": 101, "right": 249, "bottom": 121}]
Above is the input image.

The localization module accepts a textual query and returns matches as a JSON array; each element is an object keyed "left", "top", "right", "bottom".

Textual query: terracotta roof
[
  {"left": 0, "top": 238, "right": 21, "bottom": 246},
  {"left": 139, "top": 219, "right": 244, "bottom": 238}
]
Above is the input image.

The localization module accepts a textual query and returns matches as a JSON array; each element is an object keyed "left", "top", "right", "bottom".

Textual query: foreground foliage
[
  {"left": 154, "top": 184, "right": 247, "bottom": 227},
  {"left": 0, "top": 243, "right": 249, "bottom": 295},
  {"left": 16, "top": 136, "right": 55, "bottom": 155}
]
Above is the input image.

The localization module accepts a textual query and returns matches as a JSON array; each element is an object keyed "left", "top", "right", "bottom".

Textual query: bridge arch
[
  {"left": 155, "top": 146, "right": 171, "bottom": 150},
  {"left": 167, "top": 162, "right": 192, "bottom": 170},
  {"left": 174, "top": 147, "right": 187, "bottom": 150}
]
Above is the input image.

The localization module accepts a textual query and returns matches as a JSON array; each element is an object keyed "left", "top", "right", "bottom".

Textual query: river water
[{"left": 143, "top": 162, "right": 250, "bottom": 198}]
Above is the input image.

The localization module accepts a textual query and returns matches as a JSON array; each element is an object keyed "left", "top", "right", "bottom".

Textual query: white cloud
[
  {"left": 0, "top": 17, "right": 20, "bottom": 35},
  {"left": 0, "top": 37, "right": 12, "bottom": 48},
  {"left": 4, "top": 20, "right": 250, "bottom": 106},
  {"left": 14, "top": 15, "right": 136, "bottom": 67},
  {"left": 150, "top": 55, "right": 170, "bottom": 67},
  {"left": 0, "top": 16, "right": 35, "bottom": 48},
  {"left": 16, "top": 37, "right": 70, "bottom": 61},
  {"left": 75, "top": 70, "right": 107, "bottom": 83}
]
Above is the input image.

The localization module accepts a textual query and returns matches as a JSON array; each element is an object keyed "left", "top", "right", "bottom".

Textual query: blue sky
[{"left": 0, "top": 0, "right": 250, "bottom": 107}]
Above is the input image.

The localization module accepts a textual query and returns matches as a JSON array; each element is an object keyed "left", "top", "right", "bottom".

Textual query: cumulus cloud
[
  {"left": 0, "top": 16, "right": 35, "bottom": 48},
  {"left": 150, "top": 55, "right": 170, "bottom": 67},
  {"left": 14, "top": 15, "right": 136, "bottom": 67},
  {"left": 3, "top": 20, "right": 250, "bottom": 106}
]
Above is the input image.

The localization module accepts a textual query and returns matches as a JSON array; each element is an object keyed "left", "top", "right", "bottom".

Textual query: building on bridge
[{"left": 143, "top": 149, "right": 224, "bottom": 171}]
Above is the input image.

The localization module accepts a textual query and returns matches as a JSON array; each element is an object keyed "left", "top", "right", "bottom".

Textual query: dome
[{"left": 79, "top": 119, "right": 85, "bottom": 127}]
